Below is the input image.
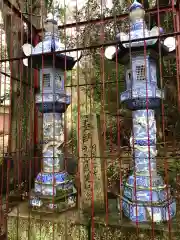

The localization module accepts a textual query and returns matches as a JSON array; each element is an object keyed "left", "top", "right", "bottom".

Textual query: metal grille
[{"left": 0, "top": 0, "right": 179, "bottom": 239}]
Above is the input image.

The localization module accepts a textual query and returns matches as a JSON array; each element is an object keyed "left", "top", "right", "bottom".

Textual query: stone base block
[
  {"left": 7, "top": 202, "right": 180, "bottom": 240},
  {"left": 7, "top": 202, "right": 88, "bottom": 240},
  {"left": 122, "top": 197, "right": 176, "bottom": 222},
  {"left": 93, "top": 211, "right": 180, "bottom": 240}
]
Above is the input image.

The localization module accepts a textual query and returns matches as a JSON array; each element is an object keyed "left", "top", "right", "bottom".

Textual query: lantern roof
[{"left": 104, "top": 1, "right": 176, "bottom": 63}]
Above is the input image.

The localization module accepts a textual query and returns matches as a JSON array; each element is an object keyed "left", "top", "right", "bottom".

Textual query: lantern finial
[
  {"left": 46, "top": 12, "right": 58, "bottom": 23},
  {"left": 129, "top": 0, "right": 144, "bottom": 12},
  {"left": 44, "top": 13, "right": 58, "bottom": 36}
]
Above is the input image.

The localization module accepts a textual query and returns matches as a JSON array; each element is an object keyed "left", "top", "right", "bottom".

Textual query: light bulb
[
  {"left": 104, "top": 46, "right": 116, "bottom": 60},
  {"left": 23, "top": 58, "right": 28, "bottom": 67},
  {"left": 164, "top": 37, "right": 176, "bottom": 52},
  {"left": 150, "top": 26, "right": 159, "bottom": 37},
  {"left": 22, "top": 43, "right": 33, "bottom": 56}
]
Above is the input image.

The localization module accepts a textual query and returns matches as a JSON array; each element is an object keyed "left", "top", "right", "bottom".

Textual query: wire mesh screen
[{"left": 0, "top": 0, "right": 179, "bottom": 239}]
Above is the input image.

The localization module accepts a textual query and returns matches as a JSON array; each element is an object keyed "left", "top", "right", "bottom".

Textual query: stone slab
[
  {"left": 8, "top": 202, "right": 180, "bottom": 240},
  {"left": 7, "top": 202, "right": 88, "bottom": 240},
  {"left": 79, "top": 114, "right": 105, "bottom": 212}
]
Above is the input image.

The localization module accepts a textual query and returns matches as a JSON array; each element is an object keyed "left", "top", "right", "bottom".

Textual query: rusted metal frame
[{"left": 54, "top": 5, "right": 175, "bottom": 30}]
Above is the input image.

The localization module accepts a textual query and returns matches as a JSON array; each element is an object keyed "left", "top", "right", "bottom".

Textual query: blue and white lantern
[
  {"left": 105, "top": 0, "right": 176, "bottom": 222},
  {"left": 22, "top": 14, "right": 80, "bottom": 209}
]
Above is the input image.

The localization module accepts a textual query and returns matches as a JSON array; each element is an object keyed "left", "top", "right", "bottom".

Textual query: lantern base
[
  {"left": 29, "top": 186, "right": 77, "bottom": 214},
  {"left": 122, "top": 197, "right": 176, "bottom": 222},
  {"left": 122, "top": 174, "right": 176, "bottom": 222}
]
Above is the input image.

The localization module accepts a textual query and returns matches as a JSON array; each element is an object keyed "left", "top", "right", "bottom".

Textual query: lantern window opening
[
  {"left": 55, "top": 72, "right": 63, "bottom": 90},
  {"left": 136, "top": 65, "right": 146, "bottom": 81},
  {"left": 128, "top": 70, "right": 132, "bottom": 81},
  {"left": 43, "top": 73, "right": 51, "bottom": 88}
]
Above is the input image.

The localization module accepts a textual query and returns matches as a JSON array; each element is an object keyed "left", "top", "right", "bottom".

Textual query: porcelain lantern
[
  {"left": 22, "top": 15, "right": 81, "bottom": 212},
  {"left": 104, "top": 0, "right": 176, "bottom": 223}
]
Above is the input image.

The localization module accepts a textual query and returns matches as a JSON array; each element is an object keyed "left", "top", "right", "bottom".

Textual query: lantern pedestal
[
  {"left": 104, "top": 0, "right": 177, "bottom": 223},
  {"left": 121, "top": 109, "right": 176, "bottom": 222}
]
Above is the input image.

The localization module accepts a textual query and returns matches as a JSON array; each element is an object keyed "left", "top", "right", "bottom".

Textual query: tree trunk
[{"left": 0, "top": 1, "right": 46, "bottom": 192}]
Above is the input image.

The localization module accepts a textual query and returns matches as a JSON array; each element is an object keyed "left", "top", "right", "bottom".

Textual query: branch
[{"left": 0, "top": 93, "right": 10, "bottom": 103}]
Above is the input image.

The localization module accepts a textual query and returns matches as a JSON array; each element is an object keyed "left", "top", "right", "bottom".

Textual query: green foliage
[{"left": 44, "top": 0, "right": 53, "bottom": 10}]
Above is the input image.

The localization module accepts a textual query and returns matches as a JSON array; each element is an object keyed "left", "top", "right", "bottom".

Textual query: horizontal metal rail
[
  {"left": 0, "top": 30, "right": 180, "bottom": 63},
  {"left": 3, "top": 0, "right": 178, "bottom": 35}
]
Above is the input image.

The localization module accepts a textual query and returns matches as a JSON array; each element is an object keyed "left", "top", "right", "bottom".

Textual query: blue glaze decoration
[
  {"left": 130, "top": 22, "right": 144, "bottom": 31},
  {"left": 127, "top": 174, "right": 164, "bottom": 187},
  {"left": 134, "top": 139, "right": 156, "bottom": 146},
  {"left": 36, "top": 172, "right": 68, "bottom": 185}
]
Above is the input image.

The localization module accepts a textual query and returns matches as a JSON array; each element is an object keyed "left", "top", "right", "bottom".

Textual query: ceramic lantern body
[
  {"left": 22, "top": 16, "right": 78, "bottom": 211},
  {"left": 105, "top": 0, "right": 176, "bottom": 222}
]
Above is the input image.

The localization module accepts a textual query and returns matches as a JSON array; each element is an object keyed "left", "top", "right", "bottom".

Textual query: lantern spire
[
  {"left": 44, "top": 13, "right": 59, "bottom": 39},
  {"left": 129, "top": 0, "right": 144, "bottom": 12}
]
